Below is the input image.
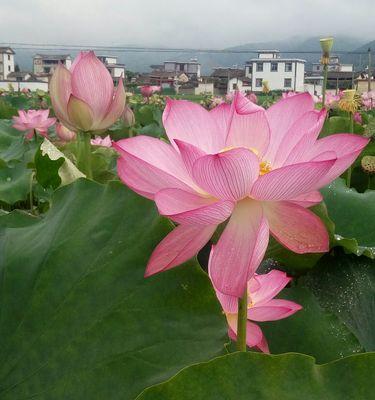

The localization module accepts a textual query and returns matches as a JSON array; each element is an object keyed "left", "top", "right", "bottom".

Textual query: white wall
[
  {"left": 0, "top": 81, "right": 49, "bottom": 92},
  {"left": 227, "top": 77, "right": 251, "bottom": 93},
  {"left": 251, "top": 60, "right": 305, "bottom": 92},
  {"left": 2, "top": 53, "right": 15, "bottom": 79},
  {"left": 195, "top": 82, "right": 214, "bottom": 95},
  {"left": 304, "top": 83, "right": 322, "bottom": 96}
]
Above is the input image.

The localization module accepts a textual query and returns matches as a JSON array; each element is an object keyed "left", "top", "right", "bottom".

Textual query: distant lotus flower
[
  {"left": 282, "top": 91, "right": 297, "bottom": 99},
  {"left": 91, "top": 135, "right": 112, "bottom": 147},
  {"left": 50, "top": 51, "right": 125, "bottom": 132},
  {"left": 353, "top": 112, "right": 363, "bottom": 125},
  {"left": 140, "top": 85, "right": 161, "bottom": 98},
  {"left": 361, "top": 91, "right": 375, "bottom": 110},
  {"left": 21, "top": 88, "right": 30, "bottom": 95},
  {"left": 56, "top": 123, "right": 76, "bottom": 142},
  {"left": 122, "top": 105, "right": 135, "bottom": 127},
  {"left": 246, "top": 92, "right": 258, "bottom": 104},
  {"left": 12, "top": 109, "right": 56, "bottom": 139},
  {"left": 210, "top": 268, "right": 302, "bottom": 352},
  {"left": 225, "top": 92, "right": 234, "bottom": 103},
  {"left": 318, "top": 92, "right": 340, "bottom": 108},
  {"left": 114, "top": 92, "right": 368, "bottom": 297}
]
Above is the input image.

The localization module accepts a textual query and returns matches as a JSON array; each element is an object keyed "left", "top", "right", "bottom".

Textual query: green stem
[
  {"left": 29, "top": 171, "right": 34, "bottom": 215},
  {"left": 346, "top": 113, "right": 354, "bottom": 188},
  {"left": 77, "top": 132, "right": 93, "bottom": 179},
  {"left": 322, "top": 63, "right": 328, "bottom": 107},
  {"left": 236, "top": 289, "right": 248, "bottom": 352}
]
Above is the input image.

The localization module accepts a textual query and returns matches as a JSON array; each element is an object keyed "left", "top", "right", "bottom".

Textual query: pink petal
[
  {"left": 227, "top": 317, "right": 266, "bottom": 349},
  {"left": 163, "top": 98, "right": 225, "bottom": 153},
  {"left": 192, "top": 148, "right": 260, "bottom": 201},
  {"left": 264, "top": 201, "right": 329, "bottom": 254},
  {"left": 290, "top": 191, "right": 323, "bottom": 208},
  {"left": 67, "top": 94, "right": 94, "bottom": 131},
  {"left": 250, "top": 270, "right": 291, "bottom": 305},
  {"left": 49, "top": 64, "right": 72, "bottom": 124},
  {"left": 266, "top": 93, "right": 315, "bottom": 159},
  {"left": 251, "top": 159, "right": 335, "bottom": 201},
  {"left": 234, "top": 91, "right": 265, "bottom": 114},
  {"left": 70, "top": 51, "right": 87, "bottom": 73},
  {"left": 145, "top": 224, "right": 216, "bottom": 277},
  {"left": 71, "top": 51, "right": 114, "bottom": 125},
  {"left": 307, "top": 134, "right": 370, "bottom": 187},
  {"left": 174, "top": 139, "right": 206, "bottom": 176},
  {"left": 155, "top": 188, "right": 234, "bottom": 225},
  {"left": 209, "top": 199, "right": 269, "bottom": 297},
  {"left": 248, "top": 299, "right": 302, "bottom": 321},
  {"left": 114, "top": 136, "right": 196, "bottom": 199},
  {"left": 95, "top": 78, "right": 126, "bottom": 130},
  {"left": 209, "top": 102, "right": 231, "bottom": 133},
  {"left": 272, "top": 109, "right": 327, "bottom": 167}
]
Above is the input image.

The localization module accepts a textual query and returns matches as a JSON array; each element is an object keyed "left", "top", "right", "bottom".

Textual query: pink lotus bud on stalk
[
  {"left": 140, "top": 85, "right": 161, "bottom": 99},
  {"left": 49, "top": 51, "right": 125, "bottom": 178},
  {"left": 209, "top": 268, "right": 302, "bottom": 352},
  {"left": 353, "top": 112, "right": 363, "bottom": 125},
  {"left": 12, "top": 109, "right": 56, "bottom": 140},
  {"left": 56, "top": 123, "right": 76, "bottom": 142},
  {"left": 113, "top": 91, "right": 369, "bottom": 351},
  {"left": 122, "top": 105, "right": 135, "bottom": 127}
]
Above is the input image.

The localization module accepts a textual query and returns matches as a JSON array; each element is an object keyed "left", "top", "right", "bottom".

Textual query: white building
[
  {"left": 0, "top": 47, "right": 15, "bottom": 80},
  {"left": 227, "top": 77, "right": 252, "bottom": 93},
  {"left": 97, "top": 55, "right": 125, "bottom": 84},
  {"left": 304, "top": 76, "right": 323, "bottom": 96},
  {"left": 312, "top": 56, "right": 353, "bottom": 74},
  {"left": 33, "top": 54, "right": 72, "bottom": 76},
  {"left": 164, "top": 59, "right": 201, "bottom": 79},
  {"left": 246, "top": 50, "right": 306, "bottom": 92}
]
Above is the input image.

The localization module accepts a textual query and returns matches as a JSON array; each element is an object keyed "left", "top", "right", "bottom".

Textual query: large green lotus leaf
[
  {"left": 138, "top": 352, "right": 375, "bottom": 400},
  {"left": 0, "top": 162, "right": 32, "bottom": 204},
  {"left": 0, "top": 179, "right": 227, "bottom": 399},
  {"left": 321, "top": 178, "right": 375, "bottom": 258},
  {"left": 303, "top": 252, "right": 375, "bottom": 351},
  {"left": 0, "top": 120, "right": 28, "bottom": 164}
]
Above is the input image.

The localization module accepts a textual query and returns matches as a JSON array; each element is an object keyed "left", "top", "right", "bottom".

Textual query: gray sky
[{"left": 0, "top": 0, "right": 373, "bottom": 48}]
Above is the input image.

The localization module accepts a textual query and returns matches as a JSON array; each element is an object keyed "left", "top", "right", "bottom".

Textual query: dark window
[
  {"left": 256, "top": 62, "right": 263, "bottom": 72},
  {"left": 8, "top": 54, "right": 11, "bottom": 61},
  {"left": 271, "top": 62, "right": 278, "bottom": 72},
  {"left": 256, "top": 78, "right": 263, "bottom": 87},
  {"left": 284, "top": 78, "right": 292, "bottom": 88},
  {"left": 285, "top": 62, "right": 293, "bottom": 72}
]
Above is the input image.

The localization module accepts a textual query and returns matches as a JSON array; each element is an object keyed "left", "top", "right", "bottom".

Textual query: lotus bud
[
  {"left": 56, "top": 123, "right": 76, "bottom": 142},
  {"left": 361, "top": 156, "right": 375, "bottom": 175},
  {"left": 353, "top": 112, "right": 363, "bottom": 125},
  {"left": 320, "top": 37, "right": 334, "bottom": 65},
  {"left": 122, "top": 105, "right": 135, "bottom": 127}
]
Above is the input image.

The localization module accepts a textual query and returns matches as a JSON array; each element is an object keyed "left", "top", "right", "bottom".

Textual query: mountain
[{"left": 13, "top": 36, "right": 371, "bottom": 75}]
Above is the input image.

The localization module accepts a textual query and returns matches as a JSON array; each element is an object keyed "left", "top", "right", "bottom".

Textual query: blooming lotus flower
[
  {"left": 361, "top": 91, "right": 375, "bottom": 110},
  {"left": 319, "top": 92, "right": 340, "bottom": 108},
  {"left": 12, "top": 109, "right": 56, "bottom": 139},
  {"left": 140, "top": 85, "right": 161, "bottom": 98},
  {"left": 114, "top": 92, "right": 369, "bottom": 296},
  {"left": 91, "top": 135, "right": 112, "bottom": 147},
  {"left": 50, "top": 51, "right": 125, "bottom": 132},
  {"left": 56, "top": 123, "right": 76, "bottom": 142},
  {"left": 210, "top": 268, "right": 302, "bottom": 352}
]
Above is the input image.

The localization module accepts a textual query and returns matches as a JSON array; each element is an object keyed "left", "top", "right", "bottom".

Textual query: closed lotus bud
[
  {"left": 320, "top": 37, "right": 334, "bottom": 64},
  {"left": 50, "top": 51, "right": 125, "bottom": 133},
  {"left": 353, "top": 112, "right": 363, "bottom": 125},
  {"left": 56, "top": 123, "right": 76, "bottom": 142},
  {"left": 122, "top": 105, "right": 135, "bottom": 127},
  {"left": 361, "top": 156, "right": 375, "bottom": 175}
]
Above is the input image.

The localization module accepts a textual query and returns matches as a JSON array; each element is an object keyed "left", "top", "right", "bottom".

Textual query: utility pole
[{"left": 368, "top": 48, "right": 372, "bottom": 92}]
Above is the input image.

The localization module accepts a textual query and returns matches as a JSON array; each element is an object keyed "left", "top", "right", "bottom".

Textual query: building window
[
  {"left": 316, "top": 65, "right": 321, "bottom": 71},
  {"left": 284, "top": 78, "right": 292, "bottom": 88},
  {"left": 8, "top": 54, "right": 10, "bottom": 61},
  {"left": 285, "top": 62, "right": 292, "bottom": 72},
  {"left": 8, "top": 65, "right": 11, "bottom": 71},
  {"left": 271, "top": 62, "right": 278, "bottom": 72},
  {"left": 256, "top": 78, "right": 263, "bottom": 87},
  {"left": 256, "top": 62, "right": 263, "bottom": 72}
]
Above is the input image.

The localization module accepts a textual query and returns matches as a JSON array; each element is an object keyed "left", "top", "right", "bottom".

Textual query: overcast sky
[{"left": 0, "top": 0, "right": 373, "bottom": 48}]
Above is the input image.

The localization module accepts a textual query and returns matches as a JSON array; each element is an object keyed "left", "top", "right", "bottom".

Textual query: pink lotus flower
[
  {"left": 225, "top": 92, "right": 234, "bottom": 103},
  {"left": 353, "top": 112, "right": 363, "bottom": 125},
  {"left": 91, "top": 135, "right": 112, "bottom": 147},
  {"left": 12, "top": 109, "right": 56, "bottom": 139},
  {"left": 56, "top": 123, "right": 76, "bottom": 142},
  {"left": 319, "top": 92, "right": 340, "bottom": 108},
  {"left": 282, "top": 91, "right": 298, "bottom": 99},
  {"left": 50, "top": 51, "right": 125, "bottom": 132},
  {"left": 114, "top": 92, "right": 368, "bottom": 297},
  {"left": 210, "top": 268, "right": 302, "bottom": 352},
  {"left": 361, "top": 91, "right": 375, "bottom": 110},
  {"left": 246, "top": 92, "right": 258, "bottom": 104},
  {"left": 140, "top": 85, "right": 161, "bottom": 98}
]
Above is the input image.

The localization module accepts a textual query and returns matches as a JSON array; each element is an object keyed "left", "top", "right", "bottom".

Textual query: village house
[
  {"left": 163, "top": 59, "right": 201, "bottom": 79},
  {"left": 97, "top": 55, "right": 125, "bottom": 85},
  {"left": 246, "top": 50, "right": 306, "bottom": 92},
  {"left": 33, "top": 54, "right": 72, "bottom": 76},
  {"left": 0, "top": 47, "right": 15, "bottom": 80},
  {"left": 211, "top": 67, "right": 248, "bottom": 94}
]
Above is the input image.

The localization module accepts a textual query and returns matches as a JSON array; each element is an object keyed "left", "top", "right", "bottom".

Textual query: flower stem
[
  {"left": 346, "top": 113, "right": 354, "bottom": 187},
  {"left": 29, "top": 171, "right": 34, "bottom": 214},
  {"left": 77, "top": 132, "right": 93, "bottom": 179},
  {"left": 236, "top": 288, "right": 248, "bottom": 352},
  {"left": 322, "top": 63, "right": 328, "bottom": 107}
]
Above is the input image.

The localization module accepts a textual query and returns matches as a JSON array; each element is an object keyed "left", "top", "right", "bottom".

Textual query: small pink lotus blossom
[
  {"left": 56, "top": 123, "right": 76, "bottom": 142},
  {"left": 246, "top": 92, "right": 258, "bottom": 104},
  {"left": 12, "top": 109, "right": 56, "bottom": 139},
  {"left": 210, "top": 268, "right": 302, "bottom": 352},
  {"left": 114, "top": 92, "right": 369, "bottom": 297},
  {"left": 361, "top": 91, "right": 375, "bottom": 110},
  {"left": 319, "top": 92, "right": 340, "bottom": 108},
  {"left": 353, "top": 112, "right": 363, "bottom": 125},
  {"left": 50, "top": 51, "right": 125, "bottom": 132},
  {"left": 91, "top": 135, "right": 112, "bottom": 147},
  {"left": 140, "top": 85, "right": 161, "bottom": 98}
]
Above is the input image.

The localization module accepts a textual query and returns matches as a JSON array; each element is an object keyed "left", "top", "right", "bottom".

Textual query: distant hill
[{"left": 13, "top": 35, "right": 371, "bottom": 75}]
